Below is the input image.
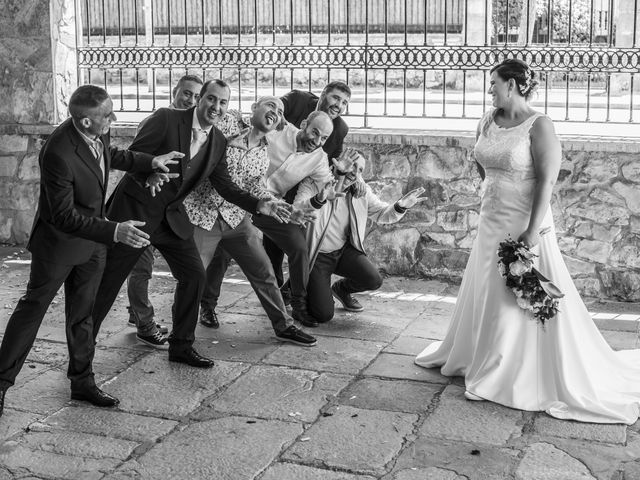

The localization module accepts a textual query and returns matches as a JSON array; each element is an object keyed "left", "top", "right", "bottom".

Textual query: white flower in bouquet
[
  {"left": 498, "top": 262, "right": 507, "bottom": 276},
  {"left": 509, "top": 259, "right": 531, "bottom": 276},
  {"left": 515, "top": 289, "right": 524, "bottom": 298},
  {"left": 516, "top": 296, "right": 533, "bottom": 311}
]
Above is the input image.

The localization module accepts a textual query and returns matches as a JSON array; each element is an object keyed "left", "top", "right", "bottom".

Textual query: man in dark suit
[
  {"left": 264, "top": 81, "right": 353, "bottom": 303},
  {"left": 0, "top": 85, "right": 181, "bottom": 416},
  {"left": 91, "top": 79, "right": 290, "bottom": 369}
]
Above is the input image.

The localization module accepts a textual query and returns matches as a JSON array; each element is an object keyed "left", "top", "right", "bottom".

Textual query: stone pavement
[{"left": 0, "top": 246, "right": 639, "bottom": 480}]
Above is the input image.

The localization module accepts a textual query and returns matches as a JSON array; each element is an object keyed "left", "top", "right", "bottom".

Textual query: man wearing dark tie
[
  {"left": 91, "top": 79, "right": 291, "bottom": 370},
  {"left": 0, "top": 85, "right": 181, "bottom": 416}
]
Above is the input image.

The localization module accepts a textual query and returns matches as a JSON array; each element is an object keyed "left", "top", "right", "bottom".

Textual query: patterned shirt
[{"left": 184, "top": 112, "right": 272, "bottom": 230}]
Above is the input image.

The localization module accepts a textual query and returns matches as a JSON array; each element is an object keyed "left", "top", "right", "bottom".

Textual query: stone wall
[{"left": 1, "top": 126, "right": 639, "bottom": 301}]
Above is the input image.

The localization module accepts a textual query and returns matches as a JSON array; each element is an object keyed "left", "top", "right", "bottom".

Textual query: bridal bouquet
[{"left": 497, "top": 237, "right": 564, "bottom": 326}]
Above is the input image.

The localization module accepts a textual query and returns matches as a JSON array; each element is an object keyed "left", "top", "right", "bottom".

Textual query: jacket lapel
[{"left": 68, "top": 123, "right": 105, "bottom": 188}]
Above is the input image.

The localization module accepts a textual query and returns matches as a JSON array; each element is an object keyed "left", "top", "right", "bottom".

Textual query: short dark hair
[
  {"left": 68, "top": 85, "right": 110, "bottom": 119},
  {"left": 174, "top": 75, "right": 203, "bottom": 93},
  {"left": 490, "top": 58, "right": 538, "bottom": 99},
  {"left": 322, "top": 81, "right": 351, "bottom": 98},
  {"left": 199, "top": 79, "right": 230, "bottom": 99}
]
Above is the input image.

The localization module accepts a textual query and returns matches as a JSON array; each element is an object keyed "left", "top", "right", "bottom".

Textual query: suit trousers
[
  {"left": 126, "top": 246, "right": 157, "bottom": 334},
  {"left": 0, "top": 246, "right": 106, "bottom": 390},
  {"left": 92, "top": 220, "right": 205, "bottom": 351},
  {"left": 201, "top": 246, "right": 232, "bottom": 310},
  {"left": 307, "top": 243, "right": 383, "bottom": 323},
  {"left": 252, "top": 215, "right": 310, "bottom": 308},
  {"left": 193, "top": 215, "right": 292, "bottom": 334}
]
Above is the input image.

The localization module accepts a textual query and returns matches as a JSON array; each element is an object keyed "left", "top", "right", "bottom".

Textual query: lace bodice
[{"left": 474, "top": 109, "right": 543, "bottom": 183}]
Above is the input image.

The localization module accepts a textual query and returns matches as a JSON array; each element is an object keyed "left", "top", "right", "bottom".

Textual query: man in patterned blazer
[{"left": 183, "top": 96, "right": 317, "bottom": 347}]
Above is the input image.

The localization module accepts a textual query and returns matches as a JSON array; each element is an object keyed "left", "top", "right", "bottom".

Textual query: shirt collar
[
  {"left": 73, "top": 122, "right": 101, "bottom": 147},
  {"left": 192, "top": 109, "right": 213, "bottom": 135}
]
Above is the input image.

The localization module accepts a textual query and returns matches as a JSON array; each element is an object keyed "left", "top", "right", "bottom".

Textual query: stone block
[
  {"left": 210, "top": 365, "right": 350, "bottom": 422},
  {"left": 260, "top": 463, "right": 375, "bottom": 480},
  {"left": 0, "top": 444, "right": 119, "bottom": 480},
  {"left": 363, "top": 352, "right": 449, "bottom": 384},
  {"left": 101, "top": 355, "right": 249, "bottom": 417},
  {"left": 134, "top": 417, "right": 302, "bottom": 480},
  {"left": 379, "top": 153, "right": 411, "bottom": 178},
  {"left": 17, "top": 152, "right": 39, "bottom": 180},
  {"left": 0, "top": 135, "right": 28, "bottom": 154},
  {"left": 515, "top": 442, "right": 596, "bottom": 480},
  {"left": 576, "top": 239, "right": 613, "bottom": 264},
  {"left": 566, "top": 201, "right": 630, "bottom": 226},
  {"left": 0, "top": 409, "right": 40, "bottom": 443},
  {"left": 435, "top": 209, "right": 468, "bottom": 231},
  {"left": 600, "top": 269, "right": 640, "bottom": 301},
  {"left": 572, "top": 277, "right": 602, "bottom": 298},
  {"left": 622, "top": 160, "right": 640, "bottom": 183},
  {"left": 263, "top": 337, "right": 382, "bottom": 375},
  {"left": 283, "top": 405, "right": 417, "bottom": 475},
  {"left": 613, "top": 181, "right": 640, "bottom": 214},
  {"left": 39, "top": 406, "right": 178, "bottom": 442},
  {"left": 392, "top": 437, "right": 519, "bottom": 480},
  {"left": 575, "top": 156, "right": 619, "bottom": 183},
  {"left": 416, "top": 148, "right": 466, "bottom": 180},
  {"left": 418, "top": 385, "right": 523, "bottom": 445},
  {"left": 0, "top": 213, "right": 12, "bottom": 241},
  {"left": 19, "top": 430, "right": 138, "bottom": 459},
  {"left": 367, "top": 227, "right": 421, "bottom": 273},
  {"left": 385, "top": 335, "right": 441, "bottom": 356},
  {"left": 390, "top": 468, "right": 466, "bottom": 480},
  {"left": 338, "top": 377, "right": 442, "bottom": 413},
  {"left": 0, "top": 156, "right": 17, "bottom": 176},
  {"left": 6, "top": 367, "right": 70, "bottom": 415},
  {"left": 532, "top": 415, "right": 627, "bottom": 444},
  {"left": 610, "top": 245, "right": 640, "bottom": 269}
]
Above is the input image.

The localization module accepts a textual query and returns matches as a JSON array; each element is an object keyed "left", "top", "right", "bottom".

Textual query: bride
[{"left": 415, "top": 58, "right": 640, "bottom": 424}]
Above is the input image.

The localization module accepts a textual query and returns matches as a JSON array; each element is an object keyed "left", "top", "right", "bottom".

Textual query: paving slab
[
  {"left": 5, "top": 367, "right": 71, "bottom": 415},
  {"left": 0, "top": 409, "right": 40, "bottom": 442},
  {"left": 283, "top": 405, "right": 417, "bottom": 476},
  {"left": 363, "top": 352, "right": 449, "bottom": 383},
  {"left": 127, "top": 416, "right": 302, "bottom": 480},
  {"left": 387, "top": 467, "right": 467, "bottom": 480},
  {"left": 263, "top": 337, "right": 383, "bottom": 374},
  {"left": 210, "top": 364, "right": 351, "bottom": 422},
  {"left": 515, "top": 442, "right": 596, "bottom": 480},
  {"left": 24, "top": 340, "right": 68, "bottom": 366},
  {"left": 599, "top": 330, "right": 640, "bottom": 351},
  {"left": 419, "top": 385, "right": 524, "bottom": 445},
  {"left": 338, "top": 378, "right": 442, "bottom": 413},
  {"left": 194, "top": 312, "right": 280, "bottom": 342},
  {"left": 532, "top": 414, "right": 627, "bottom": 444},
  {"left": 402, "top": 303, "right": 456, "bottom": 339},
  {"left": 18, "top": 430, "right": 138, "bottom": 460},
  {"left": 392, "top": 437, "right": 520, "bottom": 480},
  {"left": 93, "top": 347, "right": 147, "bottom": 385},
  {"left": 310, "top": 312, "right": 413, "bottom": 342},
  {"left": 259, "top": 462, "right": 376, "bottom": 480},
  {"left": 0, "top": 442, "right": 120, "bottom": 480},
  {"left": 384, "top": 335, "right": 433, "bottom": 356},
  {"left": 101, "top": 355, "right": 249, "bottom": 417},
  {"left": 37, "top": 406, "right": 178, "bottom": 442},
  {"left": 193, "top": 336, "right": 281, "bottom": 363}
]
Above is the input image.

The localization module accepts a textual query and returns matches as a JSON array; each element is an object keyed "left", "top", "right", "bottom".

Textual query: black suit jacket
[
  {"left": 281, "top": 90, "right": 349, "bottom": 161},
  {"left": 27, "top": 118, "right": 154, "bottom": 265},
  {"left": 106, "top": 107, "right": 259, "bottom": 240}
]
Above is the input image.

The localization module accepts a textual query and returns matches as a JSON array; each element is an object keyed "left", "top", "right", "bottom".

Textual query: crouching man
[{"left": 300, "top": 154, "right": 428, "bottom": 322}]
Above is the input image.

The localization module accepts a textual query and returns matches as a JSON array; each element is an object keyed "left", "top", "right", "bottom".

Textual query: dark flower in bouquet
[{"left": 497, "top": 237, "right": 564, "bottom": 326}]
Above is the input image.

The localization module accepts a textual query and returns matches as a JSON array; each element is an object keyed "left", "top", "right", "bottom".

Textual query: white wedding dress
[{"left": 415, "top": 110, "right": 640, "bottom": 424}]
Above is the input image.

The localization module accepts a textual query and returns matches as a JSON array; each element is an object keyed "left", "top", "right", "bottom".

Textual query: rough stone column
[{"left": 51, "top": 0, "right": 79, "bottom": 123}]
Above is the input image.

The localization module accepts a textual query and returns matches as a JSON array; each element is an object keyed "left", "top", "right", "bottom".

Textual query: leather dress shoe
[
  {"left": 199, "top": 306, "right": 220, "bottom": 328},
  {"left": 71, "top": 386, "right": 120, "bottom": 408},
  {"left": 169, "top": 347, "right": 215, "bottom": 368},
  {"left": 291, "top": 308, "right": 319, "bottom": 328},
  {"left": 0, "top": 388, "right": 5, "bottom": 417}
]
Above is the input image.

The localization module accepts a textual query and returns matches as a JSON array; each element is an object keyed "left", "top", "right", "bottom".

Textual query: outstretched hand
[
  {"left": 317, "top": 178, "right": 346, "bottom": 202},
  {"left": 226, "top": 127, "right": 250, "bottom": 150},
  {"left": 151, "top": 151, "right": 183, "bottom": 172},
  {"left": 397, "top": 187, "right": 429, "bottom": 209},
  {"left": 117, "top": 220, "right": 150, "bottom": 248},
  {"left": 145, "top": 172, "right": 180, "bottom": 197},
  {"left": 351, "top": 174, "right": 367, "bottom": 198},
  {"left": 289, "top": 205, "right": 317, "bottom": 227},
  {"left": 332, "top": 148, "right": 360, "bottom": 175},
  {"left": 257, "top": 199, "right": 292, "bottom": 223}
]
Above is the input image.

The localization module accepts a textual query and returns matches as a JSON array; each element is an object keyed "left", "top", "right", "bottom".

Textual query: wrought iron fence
[{"left": 75, "top": 0, "right": 640, "bottom": 128}]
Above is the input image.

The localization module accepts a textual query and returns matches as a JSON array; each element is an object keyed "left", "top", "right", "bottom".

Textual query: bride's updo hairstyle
[{"left": 490, "top": 58, "right": 539, "bottom": 100}]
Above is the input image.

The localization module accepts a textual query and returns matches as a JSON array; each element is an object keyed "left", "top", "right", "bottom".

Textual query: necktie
[
  {"left": 190, "top": 128, "right": 208, "bottom": 159},
  {"left": 91, "top": 138, "right": 105, "bottom": 181}
]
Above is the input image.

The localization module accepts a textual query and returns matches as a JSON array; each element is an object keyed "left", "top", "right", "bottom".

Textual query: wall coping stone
[{"left": 2, "top": 124, "right": 639, "bottom": 153}]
